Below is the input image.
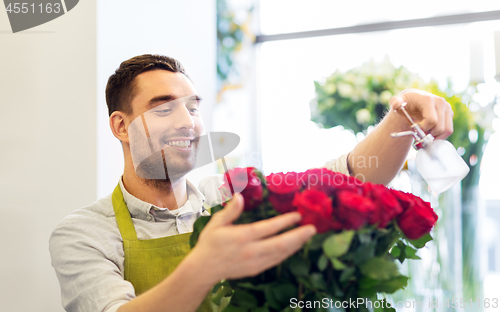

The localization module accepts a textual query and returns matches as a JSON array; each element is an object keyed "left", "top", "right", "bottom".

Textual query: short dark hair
[{"left": 105, "top": 54, "right": 188, "bottom": 116}]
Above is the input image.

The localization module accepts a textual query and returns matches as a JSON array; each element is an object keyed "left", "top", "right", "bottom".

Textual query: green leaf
[
  {"left": 352, "top": 241, "right": 376, "bottom": 265},
  {"left": 359, "top": 277, "right": 380, "bottom": 289},
  {"left": 210, "top": 204, "right": 224, "bottom": 215},
  {"left": 374, "top": 275, "right": 408, "bottom": 294},
  {"left": 331, "top": 258, "right": 347, "bottom": 270},
  {"left": 211, "top": 282, "right": 234, "bottom": 305},
  {"left": 297, "top": 277, "right": 314, "bottom": 290},
  {"left": 358, "top": 288, "right": 377, "bottom": 299},
  {"left": 375, "top": 230, "right": 401, "bottom": 257},
  {"left": 189, "top": 216, "right": 211, "bottom": 248},
  {"left": 223, "top": 304, "right": 248, "bottom": 312},
  {"left": 359, "top": 257, "right": 399, "bottom": 280},
  {"left": 390, "top": 245, "right": 400, "bottom": 258},
  {"left": 409, "top": 233, "right": 433, "bottom": 249},
  {"left": 309, "top": 232, "right": 330, "bottom": 250},
  {"left": 395, "top": 241, "right": 406, "bottom": 263},
  {"left": 272, "top": 283, "right": 297, "bottom": 306},
  {"left": 404, "top": 245, "right": 421, "bottom": 260},
  {"left": 263, "top": 286, "right": 281, "bottom": 310},
  {"left": 230, "top": 290, "right": 258, "bottom": 309},
  {"left": 288, "top": 255, "right": 310, "bottom": 277},
  {"left": 310, "top": 273, "right": 327, "bottom": 290},
  {"left": 317, "top": 254, "right": 328, "bottom": 271},
  {"left": 358, "top": 232, "right": 372, "bottom": 244},
  {"left": 322, "top": 231, "right": 355, "bottom": 258},
  {"left": 212, "top": 281, "right": 223, "bottom": 293},
  {"left": 234, "top": 282, "right": 262, "bottom": 291},
  {"left": 339, "top": 267, "right": 356, "bottom": 283},
  {"left": 326, "top": 277, "right": 344, "bottom": 298}
]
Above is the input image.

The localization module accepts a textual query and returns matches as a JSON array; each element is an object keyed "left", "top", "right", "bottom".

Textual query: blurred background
[{"left": 1, "top": 0, "right": 500, "bottom": 311}]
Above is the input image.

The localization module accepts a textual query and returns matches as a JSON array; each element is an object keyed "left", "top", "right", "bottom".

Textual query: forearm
[
  {"left": 117, "top": 250, "right": 218, "bottom": 312},
  {"left": 348, "top": 109, "right": 413, "bottom": 185}
]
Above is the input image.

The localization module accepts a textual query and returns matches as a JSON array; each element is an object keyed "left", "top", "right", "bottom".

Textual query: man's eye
[
  {"left": 155, "top": 109, "right": 171, "bottom": 114},
  {"left": 189, "top": 108, "right": 200, "bottom": 116}
]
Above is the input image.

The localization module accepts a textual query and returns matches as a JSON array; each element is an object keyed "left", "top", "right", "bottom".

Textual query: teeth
[{"left": 168, "top": 140, "right": 191, "bottom": 147}]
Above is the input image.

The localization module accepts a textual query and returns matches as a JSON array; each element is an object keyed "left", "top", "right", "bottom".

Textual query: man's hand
[
  {"left": 118, "top": 194, "right": 315, "bottom": 312},
  {"left": 189, "top": 193, "right": 317, "bottom": 284},
  {"left": 347, "top": 89, "right": 455, "bottom": 185},
  {"left": 390, "top": 89, "right": 454, "bottom": 140}
]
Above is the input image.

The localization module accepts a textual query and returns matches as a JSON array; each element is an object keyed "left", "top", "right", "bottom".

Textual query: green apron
[{"left": 112, "top": 184, "right": 230, "bottom": 311}]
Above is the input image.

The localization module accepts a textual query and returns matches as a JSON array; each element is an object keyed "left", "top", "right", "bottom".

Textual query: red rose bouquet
[{"left": 190, "top": 167, "right": 438, "bottom": 312}]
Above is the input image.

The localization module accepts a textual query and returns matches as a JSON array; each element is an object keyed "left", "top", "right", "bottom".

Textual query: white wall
[
  {"left": 97, "top": 0, "right": 217, "bottom": 198},
  {"left": 0, "top": 0, "right": 216, "bottom": 310},
  {"left": 0, "top": 1, "right": 97, "bottom": 311}
]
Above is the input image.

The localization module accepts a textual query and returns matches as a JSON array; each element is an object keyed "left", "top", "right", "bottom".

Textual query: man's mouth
[
  {"left": 164, "top": 137, "right": 199, "bottom": 150},
  {"left": 167, "top": 140, "right": 192, "bottom": 147}
]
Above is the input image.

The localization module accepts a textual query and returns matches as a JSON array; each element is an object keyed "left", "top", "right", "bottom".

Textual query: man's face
[{"left": 126, "top": 70, "right": 205, "bottom": 180}]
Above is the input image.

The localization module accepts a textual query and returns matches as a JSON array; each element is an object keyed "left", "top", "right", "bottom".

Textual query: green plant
[
  {"left": 216, "top": 0, "right": 253, "bottom": 101},
  {"left": 311, "top": 59, "right": 494, "bottom": 307}
]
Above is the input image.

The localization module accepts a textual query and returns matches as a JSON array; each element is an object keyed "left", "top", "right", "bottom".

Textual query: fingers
[
  {"left": 237, "top": 212, "right": 303, "bottom": 241},
  {"left": 420, "top": 97, "right": 453, "bottom": 138},
  {"left": 204, "top": 193, "right": 244, "bottom": 230},
  {"left": 434, "top": 102, "right": 454, "bottom": 140},
  {"left": 412, "top": 96, "right": 437, "bottom": 133},
  {"left": 425, "top": 97, "right": 443, "bottom": 136},
  {"left": 389, "top": 95, "right": 405, "bottom": 111},
  {"left": 395, "top": 90, "right": 454, "bottom": 139},
  {"left": 234, "top": 225, "right": 316, "bottom": 277},
  {"left": 251, "top": 225, "right": 317, "bottom": 260}
]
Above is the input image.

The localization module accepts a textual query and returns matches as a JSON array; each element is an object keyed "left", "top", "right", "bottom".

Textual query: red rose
[
  {"left": 220, "top": 167, "right": 263, "bottom": 211},
  {"left": 292, "top": 189, "right": 338, "bottom": 233},
  {"left": 335, "top": 190, "right": 376, "bottom": 230},
  {"left": 363, "top": 183, "right": 403, "bottom": 228},
  {"left": 390, "top": 190, "right": 417, "bottom": 211},
  {"left": 299, "top": 168, "right": 361, "bottom": 195},
  {"left": 397, "top": 197, "right": 438, "bottom": 240},
  {"left": 266, "top": 172, "right": 300, "bottom": 213}
]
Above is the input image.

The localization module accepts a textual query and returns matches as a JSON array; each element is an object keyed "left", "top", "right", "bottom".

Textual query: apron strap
[
  {"left": 202, "top": 202, "right": 212, "bottom": 215},
  {"left": 112, "top": 183, "right": 139, "bottom": 241}
]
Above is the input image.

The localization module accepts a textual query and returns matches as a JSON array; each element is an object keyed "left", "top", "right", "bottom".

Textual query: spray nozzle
[{"left": 390, "top": 102, "right": 434, "bottom": 149}]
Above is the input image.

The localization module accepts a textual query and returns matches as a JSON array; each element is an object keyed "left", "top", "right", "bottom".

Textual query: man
[{"left": 49, "top": 54, "right": 453, "bottom": 312}]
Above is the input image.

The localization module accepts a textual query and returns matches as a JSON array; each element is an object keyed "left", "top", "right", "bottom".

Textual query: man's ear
[{"left": 110, "top": 111, "right": 130, "bottom": 144}]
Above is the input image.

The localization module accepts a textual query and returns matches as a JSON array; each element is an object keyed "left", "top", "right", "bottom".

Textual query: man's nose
[{"left": 173, "top": 107, "right": 196, "bottom": 130}]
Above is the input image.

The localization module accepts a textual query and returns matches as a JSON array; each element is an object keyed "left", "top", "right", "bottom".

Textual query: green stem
[
  {"left": 303, "top": 239, "right": 311, "bottom": 258},
  {"left": 259, "top": 204, "right": 266, "bottom": 221},
  {"left": 298, "top": 281, "right": 304, "bottom": 300}
]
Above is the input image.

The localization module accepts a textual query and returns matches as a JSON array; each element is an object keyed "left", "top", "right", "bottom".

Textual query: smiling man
[
  {"left": 49, "top": 54, "right": 454, "bottom": 312},
  {"left": 115, "top": 69, "right": 205, "bottom": 208},
  {"left": 127, "top": 94, "right": 204, "bottom": 182}
]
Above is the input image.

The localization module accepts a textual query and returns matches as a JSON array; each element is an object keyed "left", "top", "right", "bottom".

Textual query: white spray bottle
[{"left": 391, "top": 103, "right": 470, "bottom": 193}]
